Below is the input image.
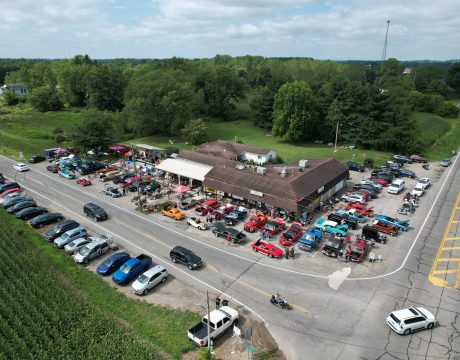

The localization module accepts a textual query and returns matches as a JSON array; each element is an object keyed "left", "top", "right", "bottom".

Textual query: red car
[
  {"left": 367, "top": 177, "right": 388, "bottom": 187},
  {"left": 409, "top": 154, "right": 427, "bottom": 163},
  {"left": 251, "top": 240, "right": 283, "bottom": 258},
  {"left": 211, "top": 203, "right": 234, "bottom": 220},
  {"left": 76, "top": 178, "right": 92, "bottom": 186},
  {"left": 262, "top": 217, "right": 285, "bottom": 236},
  {"left": 194, "top": 199, "right": 220, "bottom": 216},
  {"left": 345, "top": 203, "right": 374, "bottom": 217},
  {"left": 279, "top": 222, "right": 303, "bottom": 246},
  {"left": 345, "top": 238, "right": 369, "bottom": 262},
  {"left": 344, "top": 190, "right": 369, "bottom": 201},
  {"left": 46, "top": 165, "right": 60, "bottom": 173},
  {"left": 0, "top": 187, "right": 23, "bottom": 199},
  {"left": 244, "top": 213, "right": 268, "bottom": 232}
]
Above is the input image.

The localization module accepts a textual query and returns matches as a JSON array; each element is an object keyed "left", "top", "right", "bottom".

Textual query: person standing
[
  {"left": 290, "top": 248, "right": 295, "bottom": 259},
  {"left": 226, "top": 234, "right": 231, "bottom": 247},
  {"left": 215, "top": 296, "right": 221, "bottom": 309}
]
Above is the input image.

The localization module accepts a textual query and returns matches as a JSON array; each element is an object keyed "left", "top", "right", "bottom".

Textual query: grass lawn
[{"left": 0, "top": 210, "right": 200, "bottom": 359}]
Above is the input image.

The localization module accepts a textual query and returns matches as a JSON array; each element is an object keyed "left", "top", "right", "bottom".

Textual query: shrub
[{"left": 436, "top": 102, "right": 460, "bottom": 118}]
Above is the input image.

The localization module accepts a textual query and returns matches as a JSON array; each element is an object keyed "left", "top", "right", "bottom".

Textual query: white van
[{"left": 387, "top": 179, "right": 405, "bottom": 195}]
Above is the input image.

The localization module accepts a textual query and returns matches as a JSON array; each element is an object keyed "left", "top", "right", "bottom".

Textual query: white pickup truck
[{"left": 187, "top": 306, "right": 239, "bottom": 346}]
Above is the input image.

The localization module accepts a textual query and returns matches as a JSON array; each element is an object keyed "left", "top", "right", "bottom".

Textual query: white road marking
[{"left": 328, "top": 268, "right": 351, "bottom": 290}]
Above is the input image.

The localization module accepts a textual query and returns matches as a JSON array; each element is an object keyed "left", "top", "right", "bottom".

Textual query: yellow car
[{"left": 161, "top": 208, "right": 186, "bottom": 220}]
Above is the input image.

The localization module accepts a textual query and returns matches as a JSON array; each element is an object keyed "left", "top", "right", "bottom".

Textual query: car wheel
[
  {"left": 269, "top": 254, "right": 274, "bottom": 258},
  {"left": 143, "top": 289, "right": 148, "bottom": 295},
  {"left": 171, "top": 257, "right": 177, "bottom": 263},
  {"left": 84, "top": 259, "right": 89, "bottom": 265},
  {"left": 39, "top": 223, "right": 44, "bottom": 228},
  {"left": 253, "top": 248, "right": 258, "bottom": 252},
  {"left": 427, "top": 323, "right": 434, "bottom": 329},
  {"left": 403, "top": 329, "right": 411, "bottom": 335},
  {"left": 188, "top": 265, "right": 193, "bottom": 270},
  {"left": 161, "top": 277, "right": 167, "bottom": 283}
]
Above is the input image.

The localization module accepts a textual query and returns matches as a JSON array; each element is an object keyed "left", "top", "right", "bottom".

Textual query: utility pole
[
  {"left": 333, "top": 122, "right": 341, "bottom": 157},
  {"left": 412, "top": 69, "right": 417, "bottom": 91},
  {"left": 206, "top": 290, "right": 211, "bottom": 352},
  {"left": 381, "top": 20, "right": 390, "bottom": 62},
  {"left": 131, "top": 144, "right": 142, "bottom": 211}
]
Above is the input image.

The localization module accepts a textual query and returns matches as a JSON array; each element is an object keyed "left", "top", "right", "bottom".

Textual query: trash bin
[{"left": 364, "top": 158, "right": 374, "bottom": 168}]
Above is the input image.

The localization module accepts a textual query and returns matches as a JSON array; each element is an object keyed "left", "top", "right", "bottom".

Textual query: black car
[
  {"left": 327, "top": 213, "right": 358, "bottom": 230},
  {"left": 224, "top": 210, "right": 246, "bottom": 226},
  {"left": 83, "top": 203, "right": 108, "bottom": 221},
  {"left": 379, "top": 167, "right": 401, "bottom": 177},
  {"left": 127, "top": 181, "right": 150, "bottom": 192},
  {"left": 140, "top": 182, "right": 161, "bottom": 194},
  {"left": 169, "top": 246, "right": 202, "bottom": 270},
  {"left": 43, "top": 220, "right": 79, "bottom": 241},
  {"left": 370, "top": 172, "right": 394, "bottom": 182},
  {"left": 96, "top": 252, "right": 131, "bottom": 276},
  {"left": 2, "top": 195, "right": 33, "bottom": 209},
  {"left": 30, "top": 212, "right": 64, "bottom": 228},
  {"left": 6, "top": 200, "right": 37, "bottom": 214},
  {"left": 16, "top": 207, "right": 48, "bottom": 220},
  {"left": 0, "top": 182, "right": 20, "bottom": 194},
  {"left": 28, "top": 155, "right": 46, "bottom": 163},
  {"left": 393, "top": 155, "right": 413, "bottom": 164},
  {"left": 346, "top": 161, "right": 365, "bottom": 172},
  {"left": 398, "top": 169, "right": 416, "bottom": 178},
  {"left": 112, "top": 173, "right": 135, "bottom": 184},
  {"left": 0, "top": 173, "right": 4, "bottom": 184},
  {"left": 352, "top": 184, "right": 379, "bottom": 198},
  {"left": 211, "top": 222, "right": 247, "bottom": 243},
  {"left": 362, "top": 225, "right": 387, "bottom": 244}
]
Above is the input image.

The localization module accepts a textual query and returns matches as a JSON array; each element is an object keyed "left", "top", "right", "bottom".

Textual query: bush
[
  {"left": 2, "top": 89, "right": 19, "bottom": 105},
  {"left": 436, "top": 102, "right": 460, "bottom": 118},
  {"left": 197, "top": 348, "right": 214, "bottom": 360},
  {"left": 29, "top": 86, "right": 63, "bottom": 112}
]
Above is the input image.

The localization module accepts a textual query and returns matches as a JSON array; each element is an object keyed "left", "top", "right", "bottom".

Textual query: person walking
[
  {"left": 285, "top": 248, "right": 290, "bottom": 259},
  {"left": 226, "top": 234, "right": 231, "bottom": 247},
  {"left": 215, "top": 296, "right": 221, "bottom": 309},
  {"left": 290, "top": 248, "right": 295, "bottom": 259}
]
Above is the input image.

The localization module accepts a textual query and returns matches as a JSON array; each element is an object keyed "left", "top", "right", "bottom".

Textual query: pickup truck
[
  {"left": 194, "top": 199, "right": 220, "bottom": 216},
  {"left": 243, "top": 213, "right": 268, "bottom": 232},
  {"left": 371, "top": 220, "right": 399, "bottom": 236},
  {"left": 112, "top": 254, "right": 152, "bottom": 285},
  {"left": 187, "top": 306, "right": 239, "bottom": 347},
  {"left": 298, "top": 228, "right": 323, "bottom": 252}
]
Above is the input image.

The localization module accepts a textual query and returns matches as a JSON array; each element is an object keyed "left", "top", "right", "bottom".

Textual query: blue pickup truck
[
  {"left": 112, "top": 254, "right": 152, "bottom": 285},
  {"left": 298, "top": 228, "right": 323, "bottom": 252}
]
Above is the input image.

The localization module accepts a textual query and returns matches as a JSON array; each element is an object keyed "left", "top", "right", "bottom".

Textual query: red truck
[
  {"left": 194, "top": 199, "right": 220, "bottom": 216},
  {"left": 244, "top": 213, "right": 268, "bottom": 233}
]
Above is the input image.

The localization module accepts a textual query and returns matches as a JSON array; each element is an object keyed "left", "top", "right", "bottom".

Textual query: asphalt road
[{"left": 1, "top": 155, "right": 459, "bottom": 360}]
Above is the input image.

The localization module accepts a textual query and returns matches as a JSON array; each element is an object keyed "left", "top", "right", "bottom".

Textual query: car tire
[
  {"left": 171, "top": 257, "right": 177, "bottom": 263},
  {"left": 143, "top": 289, "right": 148, "bottom": 295},
  {"left": 403, "top": 329, "right": 411, "bottom": 335},
  {"left": 39, "top": 223, "right": 44, "bottom": 228},
  {"left": 253, "top": 248, "right": 258, "bottom": 252},
  {"left": 269, "top": 254, "right": 274, "bottom": 258},
  {"left": 188, "top": 265, "right": 193, "bottom": 270},
  {"left": 427, "top": 323, "right": 434, "bottom": 329},
  {"left": 161, "top": 277, "right": 167, "bottom": 283}
]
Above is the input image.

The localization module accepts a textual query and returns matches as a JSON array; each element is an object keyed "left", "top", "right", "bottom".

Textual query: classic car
[
  {"left": 298, "top": 228, "right": 323, "bottom": 252},
  {"left": 345, "top": 203, "right": 375, "bottom": 217},
  {"left": 224, "top": 210, "right": 246, "bottom": 226},
  {"left": 321, "top": 237, "right": 344, "bottom": 257},
  {"left": 187, "top": 217, "right": 209, "bottom": 230},
  {"left": 314, "top": 218, "right": 348, "bottom": 237},
  {"left": 46, "top": 164, "right": 60, "bottom": 173},
  {"left": 345, "top": 238, "right": 369, "bottom": 262},
  {"left": 194, "top": 199, "right": 220, "bottom": 216},
  {"left": 375, "top": 215, "right": 409, "bottom": 231},
  {"left": 161, "top": 208, "right": 186, "bottom": 220},
  {"left": 211, "top": 204, "right": 235, "bottom": 220},
  {"left": 244, "top": 213, "right": 268, "bottom": 233},
  {"left": 334, "top": 208, "right": 366, "bottom": 223},
  {"left": 178, "top": 197, "right": 202, "bottom": 210},
  {"left": 371, "top": 220, "right": 399, "bottom": 236},
  {"left": 279, "top": 222, "right": 303, "bottom": 246},
  {"left": 76, "top": 177, "right": 92, "bottom": 186},
  {"left": 212, "top": 222, "right": 246, "bottom": 244},
  {"left": 251, "top": 240, "right": 283, "bottom": 258},
  {"left": 59, "top": 168, "right": 76, "bottom": 179},
  {"left": 327, "top": 212, "right": 358, "bottom": 230},
  {"left": 261, "top": 218, "right": 285, "bottom": 236}
]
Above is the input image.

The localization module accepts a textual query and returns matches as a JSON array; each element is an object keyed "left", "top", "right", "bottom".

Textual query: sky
[{"left": 1, "top": 0, "right": 459, "bottom": 60}]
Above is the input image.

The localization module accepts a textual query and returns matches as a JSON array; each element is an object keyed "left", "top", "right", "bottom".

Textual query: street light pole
[
  {"left": 131, "top": 144, "right": 142, "bottom": 211},
  {"left": 334, "top": 122, "right": 341, "bottom": 157},
  {"left": 206, "top": 290, "right": 211, "bottom": 352}
]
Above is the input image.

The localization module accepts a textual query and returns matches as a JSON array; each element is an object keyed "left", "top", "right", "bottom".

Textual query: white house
[{"left": 0, "top": 84, "right": 30, "bottom": 96}]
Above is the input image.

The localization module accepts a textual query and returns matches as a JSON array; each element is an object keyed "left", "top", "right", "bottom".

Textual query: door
[{"left": 149, "top": 273, "right": 161, "bottom": 289}]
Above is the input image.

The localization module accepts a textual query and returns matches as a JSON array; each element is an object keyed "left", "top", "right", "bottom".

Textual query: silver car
[
  {"left": 54, "top": 227, "right": 87, "bottom": 249},
  {"left": 64, "top": 236, "right": 94, "bottom": 255},
  {"left": 132, "top": 265, "right": 168, "bottom": 296}
]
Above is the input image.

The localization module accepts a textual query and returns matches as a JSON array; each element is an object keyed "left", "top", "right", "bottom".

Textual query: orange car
[{"left": 161, "top": 208, "right": 186, "bottom": 220}]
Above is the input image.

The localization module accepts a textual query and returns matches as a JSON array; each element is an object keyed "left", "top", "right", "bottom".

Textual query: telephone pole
[{"left": 381, "top": 20, "right": 390, "bottom": 61}]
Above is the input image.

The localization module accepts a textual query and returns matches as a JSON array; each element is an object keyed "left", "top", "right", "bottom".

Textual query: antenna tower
[{"left": 381, "top": 20, "right": 390, "bottom": 61}]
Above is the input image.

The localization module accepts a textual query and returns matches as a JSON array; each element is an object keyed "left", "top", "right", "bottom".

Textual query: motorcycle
[
  {"left": 397, "top": 207, "right": 411, "bottom": 216},
  {"left": 422, "top": 164, "right": 429, "bottom": 170},
  {"left": 270, "top": 295, "right": 292, "bottom": 310}
]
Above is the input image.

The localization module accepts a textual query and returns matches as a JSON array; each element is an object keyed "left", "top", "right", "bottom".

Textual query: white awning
[
  {"left": 135, "top": 144, "right": 165, "bottom": 151},
  {"left": 156, "top": 158, "right": 213, "bottom": 182}
]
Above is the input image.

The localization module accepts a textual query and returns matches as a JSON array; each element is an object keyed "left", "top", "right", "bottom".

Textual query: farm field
[{"left": 0, "top": 210, "right": 200, "bottom": 359}]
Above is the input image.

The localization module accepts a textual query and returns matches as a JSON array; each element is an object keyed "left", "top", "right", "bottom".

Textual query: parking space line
[
  {"left": 429, "top": 192, "right": 460, "bottom": 288},
  {"left": 442, "top": 246, "right": 460, "bottom": 251},
  {"left": 452, "top": 220, "right": 460, "bottom": 224}
]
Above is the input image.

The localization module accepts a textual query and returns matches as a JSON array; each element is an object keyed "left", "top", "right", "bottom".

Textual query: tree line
[{"left": 1, "top": 55, "right": 460, "bottom": 154}]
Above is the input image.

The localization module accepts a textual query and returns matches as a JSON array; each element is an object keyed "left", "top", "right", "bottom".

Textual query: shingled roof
[{"left": 196, "top": 140, "right": 272, "bottom": 159}]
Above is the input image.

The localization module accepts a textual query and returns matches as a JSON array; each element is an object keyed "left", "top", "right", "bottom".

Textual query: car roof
[
  {"left": 142, "top": 265, "right": 166, "bottom": 277},
  {"left": 391, "top": 307, "right": 421, "bottom": 320}
]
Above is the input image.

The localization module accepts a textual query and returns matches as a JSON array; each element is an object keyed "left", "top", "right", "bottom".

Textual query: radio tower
[{"left": 381, "top": 20, "right": 390, "bottom": 61}]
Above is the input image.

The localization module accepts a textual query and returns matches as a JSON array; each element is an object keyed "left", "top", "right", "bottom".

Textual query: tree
[
  {"left": 181, "top": 119, "right": 208, "bottom": 145},
  {"left": 55, "top": 57, "right": 93, "bottom": 107},
  {"left": 436, "top": 101, "right": 460, "bottom": 118},
  {"left": 69, "top": 110, "right": 115, "bottom": 156},
  {"left": 2, "top": 89, "right": 19, "bottom": 105},
  {"left": 447, "top": 62, "right": 460, "bottom": 94},
  {"left": 29, "top": 86, "right": 63, "bottom": 112},
  {"left": 250, "top": 87, "right": 275, "bottom": 129},
  {"left": 272, "top": 81, "right": 317, "bottom": 142},
  {"left": 86, "top": 64, "right": 127, "bottom": 111},
  {"left": 323, "top": 99, "right": 345, "bottom": 142}
]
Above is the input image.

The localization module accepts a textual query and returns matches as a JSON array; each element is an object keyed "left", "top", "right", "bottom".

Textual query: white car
[
  {"left": 410, "top": 184, "right": 425, "bottom": 197},
  {"left": 132, "top": 265, "right": 168, "bottom": 295},
  {"left": 386, "top": 307, "right": 436, "bottom": 335},
  {"left": 13, "top": 163, "right": 29, "bottom": 172},
  {"left": 417, "top": 177, "right": 431, "bottom": 189},
  {"left": 341, "top": 193, "right": 366, "bottom": 204}
]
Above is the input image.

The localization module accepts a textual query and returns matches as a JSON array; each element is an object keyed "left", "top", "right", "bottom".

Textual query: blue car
[
  {"left": 96, "top": 252, "right": 130, "bottom": 276},
  {"left": 375, "top": 215, "right": 409, "bottom": 231}
]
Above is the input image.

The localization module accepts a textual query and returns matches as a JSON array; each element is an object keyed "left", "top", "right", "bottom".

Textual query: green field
[{"left": 0, "top": 211, "right": 200, "bottom": 359}]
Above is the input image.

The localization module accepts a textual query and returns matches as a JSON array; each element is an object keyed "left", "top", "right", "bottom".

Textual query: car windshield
[
  {"left": 327, "top": 241, "right": 339, "bottom": 248},
  {"left": 390, "top": 313, "right": 401, "bottom": 324},
  {"left": 119, "top": 264, "right": 130, "bottom": 273},
  {"left": 68, "top": 241, "right": 76, "bottom": 247},
  {"left": 137, "top": 274, "right": 149, "bottom": 284},
  {"left": 352, "top": 246, "right": 363, "bottom": 252},
  {"left": 61, "top": 233, "right": 70, "bottom": 240},
  {"left": 79, "top": 246, "right": 90, "bottom": 256}
]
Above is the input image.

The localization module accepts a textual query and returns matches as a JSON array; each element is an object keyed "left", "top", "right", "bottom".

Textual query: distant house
[{"left": 0, "top": 84, "right": 30, "bottom": 96}]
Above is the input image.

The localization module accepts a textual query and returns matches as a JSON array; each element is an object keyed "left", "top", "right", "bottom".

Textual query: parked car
[
  {"left": 74, "top": 237, "right": 111, "bottom": 264},
  {"left": 371, "top": 220, "right": 399, "bottom": 236},
  {"left": 346, "top": 161, "right": 364, "bottom": 172},
  {"left": 103, "top": 186, "right": 122, "bottom": 198},
  {"left": 262, "top": 218, "right": 285, "bottom": 236},
  {"left": 46, "top": 164, "right": 60, "bottom": 173},
  {"left": 393, "top": 155, "right": 413, "bottom": 164},
  {"left": 314, "top": 218, "right": 348, "bottom": 236},
  {"left": 211, "top": 222, "right": 246, "bottom": 244},
  {"left": 360, "top": 179, "right": 382, "bottom": 190},
  {"left": 379, "top": 167, "right": 401, "bottom": 177},
  {"left": 279, "top": 222, "right": 303, "bottom": 246},
  {"left": 7, "top": 200, "right": 37, "bottom": 214},
  {"left": 132, "top": 265, "right": 169, "bottom": 296},
  {"left": 161, "top": 208, "right": 186, "bottom": 220},
  {"left": 345, "top": 238, "right": 369, "bottom": 262},
  {"left": 0, "top": 191, "right": 25, "bottom": 205},
  {"left": 368, "top": 177, "right": 388, "bottom": 187},
  {"left": 64, "top": 236, "right": 94, "bottom": 255},
  {"left": 13, "top": 163, "right": 29, "bottom": 172},
  {"left": 28, "top": 155, "right": 46, "bottom": 163},
  {"left": 251, "top": 240, "right": 283, "bottom": 258},
  {"left": 334, "top": 208, "right": 366, "bottom": 223},
  {"left": 321, "top": 237, "right": 344, "bottom": 257},
  {"left": 440, "top": 158, "right": 451, "bottom": 167},
  {"left": 76, "top": 177, "right": 92, "bottom": 186},
  {"left": 83, "top": 203, "right": 108, "bottom": 221},
  {"left": 139, "top": 182, "right": 161, "bottom": 194},
  {"left": 169, "top": 246, "right": 202, "bottom": 270},
  {"left": 187, "top": 217, "right": 209, "bottom": 230},
  {"left": 387, "top": 179, "right": 405, "bottom": 195},
  {"left": 178, "top": 197, "right": 201, "bottom": 210},
  {"left": 298, "top": 228, "right": 323, "bottom": 252},
  {"left": 375, "top": 214, "right": 409, "bottom": 231},
  {"left": 398, "top": 169, "right": 416, "bottom": 178},
  {"left": 0, "top": 182, "right": 20, "bottom": 194},
  {"left": 194, "top": 199, "right": 220, "bottom": 216},
  {"left": 43, "top": 220, "right": 79, "bottom": 241},
  {"left": 370, "top": 172, "right": 394, "bottom": 182},
  {"left": 328, "top": 213, "right": 358, "bottom": 230},
  {"left": 224, "top": 210, "right": 246, "bottom": 226},
  {"left": 3, "top": 195, "right": 33, "bottom": 209},
  {"left": 244, "top": 213, "right": 268, "bottom": 232},
  {"left": 410, "top": 183, "right": 426, "bottom": 197},
  {"left": 418, "top": 177, "right": 431, "bottom": 189},
  {"left": 362, "top": 225, "right": 387, "bottom": 244},
  {"left": 211, "top": 204, "right": 234, "bottom": 220},
  {"left": 54, "top": 227, "right": 87, "bottom": 249},
  {"left": 126, "top": 180, "right": 150, "bottom": 192},
  {"left": 386, "top": 307, "right": 436, "bottom": 335},
  {"left": 352, "top": 186, "right": 378, "bottom": 199},
  {"left": 409, "top": 154, "right": 427, "bottom": 163},
  {"left": 345, "top": 203, "right": 375, "bottom": 217},
  {"left": 96, "top": 252, "right": 131, "bottom": 275},
  {"left": 0, "top": 187, "right": 23, "bottom": 199},
  {"left": 340, "top": 192, "right": 366, "bottom": 205},
  {"left": 16, "top": 207, "right": 48, "bottom": 220},
  {"left": 112, "top": 173, "right": 135, "bottom": 184},
  {"left": 112, "top": 254, "right": 153, "bottom": 285}
]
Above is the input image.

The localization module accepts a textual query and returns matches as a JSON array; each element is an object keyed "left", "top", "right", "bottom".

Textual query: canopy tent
[
  {"left": 55, "top": 147, "right": 70, "bottom": 154},
  {"left": 172, "top": 185, "right": 191, "bottom": 193},
  {"left": 109, "top": 144, "right": 128, "bottom": 152},
  {"left": 155, "top": 158, "right": 213, "bottom": 182}
]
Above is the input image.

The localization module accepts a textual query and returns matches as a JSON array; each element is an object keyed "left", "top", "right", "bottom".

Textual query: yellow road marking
[
  {"left": 429, "top": 192, "right": 460, "bottom": 288},
  {"left": 112, "top": 218, "right": 172, "bottom": 250},
  {"left": 442, "top": 246, "right": 460, "bottom": 251},
  {"left": 433, "top": 269, "right": 458, "bottom": 275}
]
